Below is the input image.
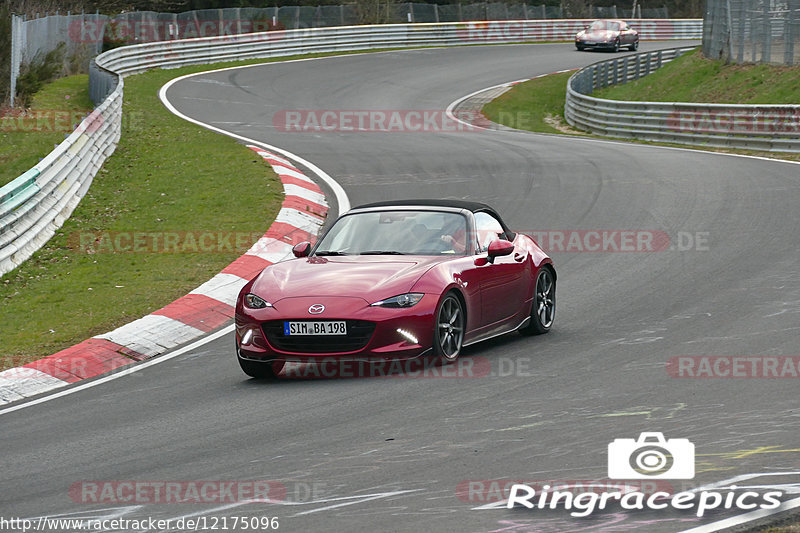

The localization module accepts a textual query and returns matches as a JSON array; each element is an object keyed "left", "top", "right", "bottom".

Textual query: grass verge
[
  {"left": 594, "top": 48, "right": 800, "bottom": 104},
  {"left": 482, "top": 52, "right": 800, "bottom": 162},
  {"left": 1, "top": 75, "right": 94, "bottom": 186},
  {"left": 482, "top": 72, "right": 575, "bottom": 135},
  {"left": 0, "top": 60, "right": 294, "bottom": 371},
  {"left": 0, "top": 46, "right": 524, "bottom": 371}
]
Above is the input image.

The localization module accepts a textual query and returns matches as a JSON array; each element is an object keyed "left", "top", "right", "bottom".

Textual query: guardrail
[
  {"left": 0, "top": 81, "right": 122, "bottom": 275},
  {"left": 0, "top": 19, "right": 703, "bottom": 276},
  {"left": 565, "top": 47, "right": 800, "bottom": 152}
]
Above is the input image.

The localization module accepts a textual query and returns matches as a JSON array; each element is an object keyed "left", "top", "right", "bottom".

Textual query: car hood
[
  {"left": 579, "top": 29, "right": 618, "bottom": 40},
  {"left": 250, "top": 255, "right": 445, "bottom": 303}
]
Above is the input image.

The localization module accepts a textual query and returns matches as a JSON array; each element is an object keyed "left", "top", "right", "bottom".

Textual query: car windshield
[
  {"left": 589, "top": 21, "right": 620, "bottom": 31},
  {"left": 314, "top": 210, "right": 469, "bottom": 256}
]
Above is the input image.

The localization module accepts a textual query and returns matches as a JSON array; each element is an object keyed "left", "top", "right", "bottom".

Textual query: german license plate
[{"left": 284, "top": 321, "right": 347, "bottom": 335}]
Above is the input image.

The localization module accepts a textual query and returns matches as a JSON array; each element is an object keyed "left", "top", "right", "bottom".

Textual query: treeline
[
  {"left": 1, "top": 0, "right": 702, "bottom": 105},
  {"left": 3, "top": 0, "right": 704, "bottom": 17}
]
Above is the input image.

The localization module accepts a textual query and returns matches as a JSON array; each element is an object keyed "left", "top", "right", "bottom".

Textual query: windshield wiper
[
  {"left": 359, "top": 250, "right": 406, "bottom": 255},
  {"left": 315, "top": 250, "right": 349, "bottom": 256}
]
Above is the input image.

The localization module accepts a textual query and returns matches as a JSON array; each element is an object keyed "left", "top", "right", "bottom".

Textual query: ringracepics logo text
[
  {"left": 505, "top": 484, "right": 783, "bottom": 517},
  {"left": 496, "top": 433, "right": 784, "bottom": 517}
]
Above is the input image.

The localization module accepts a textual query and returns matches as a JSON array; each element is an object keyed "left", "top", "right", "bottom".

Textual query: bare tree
[
  {"left": 560, "top": 0, "right": 592, "bottom": 18},
  {"left": 354, "top": 0, "right": 396, "bottom": 25}
]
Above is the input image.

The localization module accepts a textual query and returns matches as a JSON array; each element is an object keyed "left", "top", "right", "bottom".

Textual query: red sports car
[
  {"left": 575, "top": 19, "right": 639, "bottom": 52},
  {"left": 235, "top": 200, "right": 556, "bottom": 378}
]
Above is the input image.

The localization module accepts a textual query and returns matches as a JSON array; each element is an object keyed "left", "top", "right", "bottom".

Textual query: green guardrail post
[{"left": 0, "top": 169, "right": 41, "bottom": 215}]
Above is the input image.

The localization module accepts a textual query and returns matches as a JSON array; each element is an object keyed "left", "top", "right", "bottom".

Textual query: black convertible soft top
[
  {"left": 352, "top": 199, "right": 494, "bottom": 213},
  {"left": 351, "top": 199, "right": 514, "bottom": 240}
]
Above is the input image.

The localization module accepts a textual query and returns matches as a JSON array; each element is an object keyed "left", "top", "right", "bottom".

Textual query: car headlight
[
  {"left": 244, "top": 293, "right": 273, "bottom": 309},
  {"left": 370, "top": 293, "right": 424, "bottom": 308}
]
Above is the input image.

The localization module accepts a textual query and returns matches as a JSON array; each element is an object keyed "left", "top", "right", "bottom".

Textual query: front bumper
[
  {"left": 235, "top": 294, "right": 439, "bottom": 363},
  {"left": 576, "top": 39, "right": 617, "bottom": 49}
]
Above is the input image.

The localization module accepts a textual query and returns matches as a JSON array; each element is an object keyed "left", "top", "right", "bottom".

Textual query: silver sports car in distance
[{"left": 575, "top": 20, "right": 639, "bottom": 52}]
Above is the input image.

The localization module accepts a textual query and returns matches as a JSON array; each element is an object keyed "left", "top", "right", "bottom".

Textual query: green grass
[
  {"left": 0, "top": 46, "right": 505, "bottom": 370},
  {"left": 594, "top": 48, "right": 800, "bottom": 104},
  {"left": 482, "top": 72, "right": 575, "bottom": 134},
  {"left": 1, "top": 75, "right": 93, "bottom": 187},
  {"left": 30, "top": 75, "right": 94, "bottom": 110},
  {"left": 0, "top": 61, "right": 290, "bottom": 370},
  {"left": 761, "top": 524, "right": 800, "bottom": 532},
  {"left": 483, "top": 51, "right": 800, "bottom": 161}
]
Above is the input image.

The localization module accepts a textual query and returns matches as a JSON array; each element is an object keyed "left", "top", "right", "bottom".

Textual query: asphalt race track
[{"left": 3, "top": 42, "right": 800, "bottom": 532}]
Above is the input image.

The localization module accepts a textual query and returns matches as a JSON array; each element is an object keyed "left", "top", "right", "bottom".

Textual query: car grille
[{"left": 261, "top": 320, "right": 376, "bottom": 354}]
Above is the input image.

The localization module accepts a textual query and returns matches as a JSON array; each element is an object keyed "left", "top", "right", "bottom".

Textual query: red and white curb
[{"left": 0, "top": 146, "right": 328, "bottom": 405}]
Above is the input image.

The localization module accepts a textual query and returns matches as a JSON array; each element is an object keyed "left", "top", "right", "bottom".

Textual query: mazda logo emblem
[{"left": 308, "top": 304, "right": 325, "bottom": 314}]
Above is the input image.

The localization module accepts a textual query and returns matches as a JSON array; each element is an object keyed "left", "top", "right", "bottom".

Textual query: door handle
[{"left": 514, "top": 253, "right": 525, "bottom": 262}]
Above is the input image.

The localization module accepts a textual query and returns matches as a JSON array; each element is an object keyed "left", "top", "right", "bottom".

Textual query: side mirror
[
  {"left": 487, "top": 239, "right": 514, "bottom": 261},
  {"left": 292, "top": 241, "right": 311, "bottom": 258}
]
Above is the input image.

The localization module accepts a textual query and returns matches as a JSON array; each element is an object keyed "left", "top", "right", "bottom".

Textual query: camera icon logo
[{"left": 608, "top": 432, "right": 695, "bottom": 479}]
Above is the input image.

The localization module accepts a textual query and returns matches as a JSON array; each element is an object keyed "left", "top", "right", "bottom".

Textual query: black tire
[
  {"left": 576, "top": 44, "right": 584, "bottom": 51},
  {"left": 238, "top": 353, "right": 285, "bottom": 379},
  {"left": 613, "top": 39, "right": 620, "bottom": 52},
  {"left": 432, "top": 292, "right": 465, "bottom": 364},
  {"left": 630, "top": 40, "right": 639, "bottom": 51},
  {"left": 520, "top": 267, "right": 555, "bottom": 336}
]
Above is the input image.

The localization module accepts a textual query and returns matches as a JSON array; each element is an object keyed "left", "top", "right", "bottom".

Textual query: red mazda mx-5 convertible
[{"left": 235, "top": 200, "right": 556, "bottom": 378}]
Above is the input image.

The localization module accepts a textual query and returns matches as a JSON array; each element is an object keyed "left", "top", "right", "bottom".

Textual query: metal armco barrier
[
  {"left": 565, "top": 47, "right": 800, "bottom": 152},
  {"left": 0, "top": 85, "right": 122, "bottom": 276},
  {"left": 0, "top": 19, "right": 702, "bottom": 276}
]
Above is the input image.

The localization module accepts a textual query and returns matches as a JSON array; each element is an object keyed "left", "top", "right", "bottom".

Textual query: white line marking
[
  {"left": 445, "top": 75, "right": 554, "bottom": 132},
  {"left": 95, "top": 314, "right": 206, "bottom": 356},
  {"left": 677, "top": 496, "right": 800, "bottom": 533},
  {"left": 692, "top": 471, "right": 800, "bottom": 491},
  {"left": 446, "top": 73, "right": 800, "bottom": 167},
  {"left": 475, "top": 472, "right": 800, "bottom": 531},
  {"left": 0, "top": 326, "right": 233, "bottom": 417},
  {"left": 159, "top": 489, "right": 421, "bottom": 525},
  {"left": 291, "top": 490, "right": 420, "bottom": 516},
  {"left": 0, "top": 368, "right": 68, "bottom": 405},
  {"left": 244, "top": 236, "right": 293, "bottom": 262},
  {"left": 189, "top": 272, "right": 249, "bottom": 307},
  {"left": 159, "top": 60, "right": 350, "bottom": 213},
  {"left": 283, "top": 183, "right": 328, "bottom": 205},
  {"left": 276, "top": 166, "right": 316, "bottom": 182},
  {"left": 0, "top": 56, "right": 352, "bottom": 415},
  {"left": 275, "top": 207, "right": 325, "bottom": 231}
]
